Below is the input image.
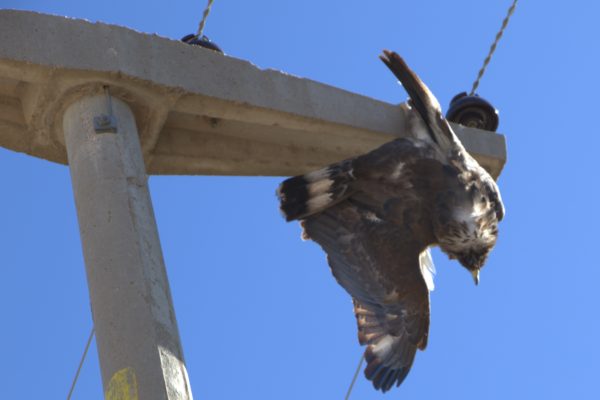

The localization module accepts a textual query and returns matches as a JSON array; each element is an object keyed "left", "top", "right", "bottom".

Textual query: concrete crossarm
[{"left": 0, "top": 10, "right": 506, "bottom": 178}]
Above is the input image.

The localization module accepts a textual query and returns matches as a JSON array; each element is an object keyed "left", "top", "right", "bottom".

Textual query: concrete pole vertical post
[{"left": 63, "top": 92, "right": 193, "bottom": 400}]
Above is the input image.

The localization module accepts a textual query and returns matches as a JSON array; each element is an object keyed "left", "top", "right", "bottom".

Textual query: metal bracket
[{"left": 94, "top": 86, "right": 118, "bottom": 133}]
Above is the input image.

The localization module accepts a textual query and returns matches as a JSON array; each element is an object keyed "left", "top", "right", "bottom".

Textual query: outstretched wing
[
  {"left": 277, "top": 137, "right": 444, "bottom": 223},
  {"left": 380, "top": 50, "right": 457, "bottom": 151},
  {"left": 302, "top": 202, "right": 431, "bottom": 392}
]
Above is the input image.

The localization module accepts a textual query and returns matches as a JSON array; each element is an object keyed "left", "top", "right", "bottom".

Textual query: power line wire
[
  {"left": 194, "top": 0, "right": 215, "bottom": 40},
  {"left": 344, "top": 353, "right": 365, "bottom": 400},
  {"left": 66, "top": 326, "right": 95, "bottom": 400},
  {"left": 470, "top": 0, "right": 519, "bottom": 95}
]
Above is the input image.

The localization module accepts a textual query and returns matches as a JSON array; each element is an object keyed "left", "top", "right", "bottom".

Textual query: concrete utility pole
[
  {"left": 0, "top": 10, "right": 507, "bottom": 399},
  {"left": 63, "top": 93, "right": 191, "bottom": 399}
]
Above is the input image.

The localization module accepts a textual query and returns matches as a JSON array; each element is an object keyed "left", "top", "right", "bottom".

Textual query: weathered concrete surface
[
  {"left": 64, "top": 94, "right": 192, "bottom": 399},
  {"left": 0, "top": 9, "right": 506, "bottom": 178}
]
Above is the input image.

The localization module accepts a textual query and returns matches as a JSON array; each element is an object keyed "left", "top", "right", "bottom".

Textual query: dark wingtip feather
[
  {"left": 378, "top": 50, "right": 393, "bottom": 69},
  {"left": 379, "top": 50, "right": 429, "bottom": 116},
  {"left": 379, "top": 49, "right": 452, "bottom": 146},
  {"left": 363, "top": 341, "right": 416, "bottom": 392},
  {"left": 277, "top": 175, "right": 309, "bottom": 221},
  {"left": 366, "top": 363, "right": 411, "bottom": 393}
]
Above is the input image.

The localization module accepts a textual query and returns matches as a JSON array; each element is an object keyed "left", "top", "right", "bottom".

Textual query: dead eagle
[{"left": 277, "top": 50, "right": 504, "bottom": 392}]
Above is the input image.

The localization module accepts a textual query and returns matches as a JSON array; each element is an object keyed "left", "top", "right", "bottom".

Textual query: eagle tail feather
[{"left": 276, "top": 160, "right": 354, "bottom": 221}]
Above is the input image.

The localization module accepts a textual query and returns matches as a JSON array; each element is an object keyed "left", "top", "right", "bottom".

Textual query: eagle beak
[{"left": 471, "top": 270, "right": 480, "bottom": 286}]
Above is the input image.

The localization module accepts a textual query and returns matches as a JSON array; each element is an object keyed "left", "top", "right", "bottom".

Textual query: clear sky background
[{"left": 1, "top": 1, "right": 599, "bottom": 399}]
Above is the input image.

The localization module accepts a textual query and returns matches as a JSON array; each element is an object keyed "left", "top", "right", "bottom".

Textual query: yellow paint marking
[{"left": 105, "top": 367, "right": 138, "bottom": 400}]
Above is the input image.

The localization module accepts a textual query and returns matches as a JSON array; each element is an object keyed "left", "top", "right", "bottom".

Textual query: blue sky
[{"left": 1, "top": 1, "right": 599, "bottom": 399}]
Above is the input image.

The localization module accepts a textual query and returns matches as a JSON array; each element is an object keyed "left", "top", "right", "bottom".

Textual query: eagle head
[
  {"left": 455, "top": 248, "right": 490, "bottom": 285},
  {"left": 437, "top": 216, "right": 498, "bottom": 286},
  {"left": 435, "top": 171, "right": 503, "bottom": 285}
]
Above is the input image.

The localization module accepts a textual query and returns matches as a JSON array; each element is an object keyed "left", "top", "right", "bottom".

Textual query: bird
[{"left": 276, "top": 50, "right": 505, "bottom": 392}]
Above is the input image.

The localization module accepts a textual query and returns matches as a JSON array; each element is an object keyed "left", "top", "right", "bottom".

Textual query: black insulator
[
  {"left": 181, "top": 34, "right": 223, "bottom": 53},
  {"left": 446, "top": 92, "right": 499, "bottom": 132}
]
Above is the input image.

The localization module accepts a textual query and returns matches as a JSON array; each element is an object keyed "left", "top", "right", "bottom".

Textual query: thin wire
[
  {"left": 194, "top": 0, "right": 216, "bottom": 40},
  {"left": 344, "top": 353, "right": 365, "bottom": 400},
  {"left": 470, "top": 0, "right": 519, "bottom": 95},
  {"left": 66, "top": 326, "right": 95, "bottom": 400}
]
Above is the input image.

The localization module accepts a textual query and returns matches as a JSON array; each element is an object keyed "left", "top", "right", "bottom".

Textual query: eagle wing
[
  {"left": 277, "top": 136, "right": 456, "bottom": 392},
  {"left": 302, "top": 201, "right": 432, "bottom": 392},
  {"left": 380, "top": 50, "right": 458, "bottom": 152}
]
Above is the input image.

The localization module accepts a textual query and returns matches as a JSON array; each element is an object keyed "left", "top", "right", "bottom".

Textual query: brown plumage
[{"left": 277, "top": 50, "right": 504, "bottom": 392}]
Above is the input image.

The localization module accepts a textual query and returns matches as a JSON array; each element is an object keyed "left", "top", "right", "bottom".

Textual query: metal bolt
[
  {"left": 97, "top": 115, "right": 110, "bottom": 126},
  {"left": 93, "top": 86, "right": 118, "bottom": 133},
  {"left": 94, "top": 114, "right": 117, "bottom": 133}
]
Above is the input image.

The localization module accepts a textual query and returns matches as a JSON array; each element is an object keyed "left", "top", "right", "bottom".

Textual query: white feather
[
  {"left": 373, "top": 334, "right": 395, "bottom": 358},
  {"left": 365, "top": 212, "right": 382, "bottom": 223},
  {"left": 306, "top": 193, "right": 332, "bottom": 213},
  {"left": 419, "top": 247, "right": 436, "bottom": 291},
  {"left": 454, "top": 207, "right": 480, "bottom": 237},
  {"left": 307, "top": 178, "right": 332, "bottom": 196},
  {"left": 304, "top": 168, "right": 330, "bottom": 182},
  {"left": 391, "top": 162, "right": 404, "bottom": 179}
]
